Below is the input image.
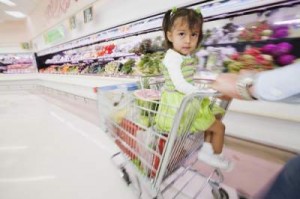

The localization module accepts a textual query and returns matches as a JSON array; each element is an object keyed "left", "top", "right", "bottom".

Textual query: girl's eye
[
  {"left": 192, "top": 33, "right": 199, "bottom": 37},
  {"left": 178, "top": 32, "right": 185, "bottom": 36}
]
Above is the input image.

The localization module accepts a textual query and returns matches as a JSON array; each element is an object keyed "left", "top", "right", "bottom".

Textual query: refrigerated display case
[
  {"left": 0, "top": 53, "right": 37, "bottom": 74},
  {"left": 35, "top": 0, "right": 300, "bottom": 78}
]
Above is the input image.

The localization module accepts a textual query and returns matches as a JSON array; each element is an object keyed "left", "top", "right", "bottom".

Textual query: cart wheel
[
  {"left": 212, "top": 187, "right": 229, "bottom": 199},
  {"left": 120, "top": 166, "right": 131, "bottom": 185}
]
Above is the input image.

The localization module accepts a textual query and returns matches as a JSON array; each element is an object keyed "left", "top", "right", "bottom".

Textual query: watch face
[
  {"left": 237, "top": 75, "right": 255, "bottom": 100},
  {"left": 244, "top": 77, "right": 254, "bottom": 85}
]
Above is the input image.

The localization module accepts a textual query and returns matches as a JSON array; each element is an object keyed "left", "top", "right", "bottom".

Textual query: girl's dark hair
[{"left": 162, "top": 8, "right": 203, "bottom": 49}]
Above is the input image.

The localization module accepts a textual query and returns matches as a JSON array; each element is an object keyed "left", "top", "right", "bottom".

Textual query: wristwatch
[{"left": 236, "top": 74, "right": 256, "bottom": 100}]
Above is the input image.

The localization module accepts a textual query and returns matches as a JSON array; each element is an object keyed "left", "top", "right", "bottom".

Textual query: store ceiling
[{"left": 0, "top": 0, "right": 39, "bottom": 23}]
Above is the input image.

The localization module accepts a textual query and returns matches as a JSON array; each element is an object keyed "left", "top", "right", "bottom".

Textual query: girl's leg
[
  {"left": 204, "top": 130, "right": 212, "bottom": 142},
  {"left": 199, "top": 131, "right": 214, "bottom": 154},
  {"left": 198, "top": 120, "right": 232, "bottom": 171},
  {"left": 206, "top": 120, "right": 225, "bottom": 154}
]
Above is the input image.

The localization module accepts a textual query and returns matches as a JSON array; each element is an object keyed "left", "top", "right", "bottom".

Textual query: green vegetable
[
  {"left": 138, "top": 115, "right": 150, "bottom": 127},
  {"left": 121, "top": 59, "right": 135, "bottom": 74},
  {"left": 137, "top": 52, "right": 164, "bottom": 75},
  {"left": 104, "top": 61, "right": 120, "bottom": 75}
]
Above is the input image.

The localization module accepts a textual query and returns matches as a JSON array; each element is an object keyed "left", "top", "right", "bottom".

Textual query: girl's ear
[{"left": 167, "top": 31, "right": 173, "bottom": 42}]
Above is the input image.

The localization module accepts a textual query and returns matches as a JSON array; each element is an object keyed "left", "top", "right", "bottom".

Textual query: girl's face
[{"left": 167, "top": 17, "right": 201, "bottom": 56}]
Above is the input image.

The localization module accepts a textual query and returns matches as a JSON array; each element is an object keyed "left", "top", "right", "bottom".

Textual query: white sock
[{"left": 201, "top": 142, "right": 214, "bottom": 154}]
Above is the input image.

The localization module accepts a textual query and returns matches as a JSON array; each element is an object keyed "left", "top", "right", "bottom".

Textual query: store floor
[
  {"left": 0, "top": 90, "right": 294, "bottom": 199},
  {"left": 0, "top": 90, "right": 137, "bottom": 199}
]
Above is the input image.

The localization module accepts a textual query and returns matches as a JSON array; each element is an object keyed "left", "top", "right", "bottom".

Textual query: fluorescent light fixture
[
  {"left": 274, "top": 19, "right": 300, "bottom": 25},
  {"left": 0, "top": 0, "right": 16, "bottom": 7},
  {"left": 5, "top": 11, "right": 26, "bottom": 18}
]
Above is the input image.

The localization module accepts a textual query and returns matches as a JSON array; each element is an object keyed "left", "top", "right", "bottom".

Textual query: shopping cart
[{"left": 97, "top": 75, "right": 231, "bottom": 199}]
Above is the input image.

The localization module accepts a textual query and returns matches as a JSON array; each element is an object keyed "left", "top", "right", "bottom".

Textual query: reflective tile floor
[{"left": 0, "top": 91, "right": 136, "bottom": 199}]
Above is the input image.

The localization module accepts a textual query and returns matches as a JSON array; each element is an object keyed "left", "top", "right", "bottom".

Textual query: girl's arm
[{"left": 163, "top": 49, "right": 199, "bottom": 95}]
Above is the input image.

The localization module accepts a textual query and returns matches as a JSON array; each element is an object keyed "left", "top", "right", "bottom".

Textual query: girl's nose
[{"left": 185, "top": 36, "right": 191, "bottom": 43}]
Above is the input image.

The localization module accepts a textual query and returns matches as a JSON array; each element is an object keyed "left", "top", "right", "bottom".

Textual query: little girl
[{"left": 155, "top": 8, "right": 232, "bottom": 170}]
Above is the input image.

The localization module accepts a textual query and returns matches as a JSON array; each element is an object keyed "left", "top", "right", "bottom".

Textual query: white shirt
[
  {"left": 253, "top": 62, "right": 300, "bottom": 103},
  {"left": 163, "top": 49, "right": 199, "bottom": 95}
]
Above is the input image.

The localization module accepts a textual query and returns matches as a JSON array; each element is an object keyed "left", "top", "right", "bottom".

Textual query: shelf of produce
[
  {"left": 44, "top": 53, "right": 137, "bottom": 65},
  {"left": 202, "top": 37, "right": 300, "bottom": 57},
  {"left": 201, "top": 0, "right": 289, "bottom": 18}
]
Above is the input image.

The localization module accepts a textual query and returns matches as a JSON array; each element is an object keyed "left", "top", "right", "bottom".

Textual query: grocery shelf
[
  {"left": 202, "top": 37, "right": 300, "bottom": 56},
  {"left": 36, "top": 0, "right": 298, "bottom": 57},
  {"left": 203, "top": 0, "right": 300, "bottom": 22},
  {"left": 44, "top": 53, "right": 137, "bottom": 65}
]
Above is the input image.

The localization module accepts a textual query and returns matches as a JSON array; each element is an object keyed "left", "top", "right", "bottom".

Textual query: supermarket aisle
[
  {"left": 0, "top": 89, "right": 290, "bottom": 199},
  {"left": 0, "top": 91, "right": 136, "bottom": 199}
]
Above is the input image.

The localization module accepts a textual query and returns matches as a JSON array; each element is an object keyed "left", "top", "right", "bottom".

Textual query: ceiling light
[
  {"left": 0, "top": 0, "right": 16, "bottom": 7},
  {"left": 5, "top": 11, "right": 26, "bottom": 18}
]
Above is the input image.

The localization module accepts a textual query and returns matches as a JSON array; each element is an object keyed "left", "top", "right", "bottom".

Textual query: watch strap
[{"left": 236, "top": 74, "right": 256, "bottom": 100}]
